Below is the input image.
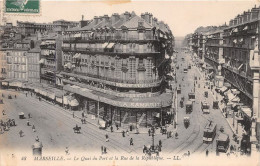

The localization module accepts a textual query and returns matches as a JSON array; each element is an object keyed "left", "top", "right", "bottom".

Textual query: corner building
[{"left": 61, "top": 12, "right": 174, "bottom": 128}]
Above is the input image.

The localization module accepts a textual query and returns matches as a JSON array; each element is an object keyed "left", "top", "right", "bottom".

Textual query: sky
[{"left": 0, "top": 0, "right": 258, "bottom": 37}]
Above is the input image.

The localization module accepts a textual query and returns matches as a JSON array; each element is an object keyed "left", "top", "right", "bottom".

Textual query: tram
[{"left": 203, "top": 121, "right": 217, "bottom": 143}]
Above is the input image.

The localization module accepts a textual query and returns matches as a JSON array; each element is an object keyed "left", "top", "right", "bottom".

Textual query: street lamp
[{"left": 151, "top": 126, "right": 155, "bottom": 150}]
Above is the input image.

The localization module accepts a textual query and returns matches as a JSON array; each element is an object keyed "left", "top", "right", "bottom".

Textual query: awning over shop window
[
  {"left": 47, "top": 92, "right": 55, "bottom": 100},
  {"left": 73, "top": 53, "right": 81, "bottom": 59},
  {"left": 69, "top": 99, "right": 79, "bottom": 107},
  {"left": 39, "top": 59, "right": 45, "bottom": 64},
  {"left": 225, "top": 90, "right": 236, "bottom": 101},
  {"left": 69, "top": 77, "right": 76, "bottom": 81},
  {"left": 106, "top": 43, "right": 115, "bottom": 49},
  {"left": 240, "top": 107, "right": 252, "bottom": 118},
  {"left": 56, "top": 97, "right": 63, "bottom": 104},
  {"left": 231, "top": 89, "right": 240, "bottom": 95},
  {"left": 243, "top": 26, "right": 248, "bottom": 31},
  {"left": 102, "top": 42, "right": 109, "bottom": 48},
  {"left": 219, "top": 86, "right": 228, "bottom": 93},
  {"left": 74, "top": 33, "right": 81, "bottom": 38},
  {"left": 231, "top": 97, "right": 240, "bottom": 103},
  {"left": 1, "top": 82, "right": 8, "bottom": 86},
  {"left": 64, "top": 62, "right": 72, "bottom": 69},
  {"left": 208, "top": 72, "right": 214, "bottom": 76},
  {"left": 45, "top": 40, "right": 55, "bottom": 44},
  {"left": 40, "top": 41, "right": 46, "bottom": 45}
]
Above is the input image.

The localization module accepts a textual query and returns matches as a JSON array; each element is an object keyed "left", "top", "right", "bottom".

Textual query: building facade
[
  {"left": 26, "top": 48, "right": 41, "bottom": 83},
  {"left": 61, "top": 12, "right": 174, "bottom": 128},
  {"left": 189, "top": 5, "right": 260, "bottom": 151},
  {"left": 40, "top": 34, "right": 63, "bottom": 85},
  {"left": 0, "top": 51, "right": 7, "bottom": 80}
]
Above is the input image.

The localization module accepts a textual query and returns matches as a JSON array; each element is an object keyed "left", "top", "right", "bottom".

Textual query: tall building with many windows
[{"left": 61, "top": 12, "right": 174, "bottom": 128}]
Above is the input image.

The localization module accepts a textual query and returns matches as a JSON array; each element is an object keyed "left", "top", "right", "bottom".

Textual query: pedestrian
[
  {"left": 35, "top": 136, "right": 39, "bottom": 142},
  {"left": 84, "top": 118, "right": 86, "bottom": 124},
  {"left": 26, "top": 93, "right": 27, "bottom": 97},
  {"left": 31, "top": 92, "right": 32, "bottom": 97},
  {"left": 32, "top": 125, "right": 36, "bottom": 132},
  {"left": 206, "top": 149, "right": 209, "bottom": 156},
  {"left": 110, "top": 126, "right": 113, "bottom": 132},
  {"left": 2, "top": 110, "right": 5, "bottom": 115},
  {"left": 148, "top": 129, "right": 151, "bottom": 136},
  {"left": 73, "top": 112, "right": 75, "bottom": 118},
  {"left": 19, "top": 130, "right": 23, "bottom": 137},
  {"left": 104, "top": 147, "right": 107, "bottom": 154},
  {"left": 28, "top": 113, "right": 31, "bottom": 118},
  {"left": 116, "top": 124, "right": 119, "bottom": 130},
  {"left": 159, "top": 140, "right": 162, "bottom": 147},
  {"left": 122, "top": 130, "right": 125, "bottom": 137},
  {"left": 130, "top": 138, "right": 133, "bottom": 146},
  {"left": 101, "top": 146, "right": 104, "bottom": 154},
  {"left": 105, "top": 134, "right": 109, "bottom": 142},
  {"left": 143, "top": 145, "right": 147, "bottom": 153},
  {"left": 175, "top": 132, "right": 178, "bottom": 139},
  {"left": 15, "top": 95, "right": 16, "bottom": 98},
  {"left": 81, "top": 118, "right": 84, "bottom": 124},
  {"left": 126, "top": 129, "right": 129, "bottom": 136},
  {"left": 65, "top": 147, "right": 69, "bottom": 155},
  {"left": 27, "top": 120, "right": 30, "bottom": 126},
  {"left": 82, "top": 112, "right": 84, "bottom": 118},
  {"left": 188, "top": 151, "right": 190, "bottom": 157}
]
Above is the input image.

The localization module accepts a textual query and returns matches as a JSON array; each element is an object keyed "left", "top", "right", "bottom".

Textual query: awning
[
  {"left": 56, "top": 97, "right": 63, "bottom": 104},
  {"left": 47, "top": 92, "right": 55, "bottom": 100},
  {"left": 238, "top": 64, "right": 243, "bottom": 70},
  {"left": 231, "top": 89, "right": 240, "bottom": 95},
  {"left": 243, "top": 26, "right": 248, "bottom": 31},
  {"left": 45, "top": 40, "right": 55, "bottom": 44},
  {"left": 39, "top": 59, "right": 45, "bottom": 64},
  {"left": 69, "top": 77, "right": 76, "bottom": 81},
  {"left": 74, "top": 33, "right": 81, "bottom": 38},
  {"left": 208, "top": 72, "right": 214, "bottom": 76},
  {"left": 225, "top": 90, "right": 236, "bottom": 101},
  {"left": 106, "top": 43, "right": 115, "bottom": 49},
  {"left": 69, "top": 99, "right": 79, "bottom": 107},
  {"left": 156, "top": 113, "right": 160, "bottom": 118},
  {"left": 231, "top": 97, "right": 240, "bottom": 103},
  {"left": 1, "top": 82, "right": 8, "bottom": 86},
  {"left": 219, "top": 86, "right": 228, "bottom": 93},
  {"left": 64, "top": 62, "right": 72, "bottom": 69},
  {"left": 240, "top": 107, "right": 252, "bottom": 118},
  {"left": 40, "top": 41, "right": 46, "bottom": 45},
  {"left": 102, "top": 42, "right": 109, "bottom": 48}
]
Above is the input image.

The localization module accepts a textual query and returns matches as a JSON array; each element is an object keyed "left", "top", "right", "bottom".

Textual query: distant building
[{"left": 0, "top": 51, "right": 7, "bottom": 80}]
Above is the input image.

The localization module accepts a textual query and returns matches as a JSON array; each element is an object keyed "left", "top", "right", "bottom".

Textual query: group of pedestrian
[
  {"left": 81, "top": 118, "right": 86, "bottom": 124},
  {"left": 101, "top": 146, "right": 107, "bottom": 154},
  {"left": 122, "top": 129, "right": 129, "bottom": 137}
]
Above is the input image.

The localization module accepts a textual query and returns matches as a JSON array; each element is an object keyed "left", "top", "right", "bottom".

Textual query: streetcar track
[{"left": 6, "top": 94, "right": 132, "bottom": 154}]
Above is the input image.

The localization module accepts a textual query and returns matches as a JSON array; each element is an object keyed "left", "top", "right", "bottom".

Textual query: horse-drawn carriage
[
  {"left": 180, "top": 97, "right": 184, "bottom": 108},
  {"left": 204, "top": 91, "right": 208, "bottom": 98},
  {"left": 177, "top": 87, "right": 181, "bottom": 94},
  {"left": 188, "top": 92, "right": 195, "bottom": 101},
  {"left": 8, "top": 94, "right": 12, "bottom": 99},
  {"left": 184, "top": 117, "right": 190, "bottom": 129},
  {"left": 73, "top": 125, "right": 81, "bottom": 133},
  {"left": 0, "top": 98, "right": 3, "bottom": 104},
  {"left": 213, "top": 101, "right": 219, "bottom": 109}
]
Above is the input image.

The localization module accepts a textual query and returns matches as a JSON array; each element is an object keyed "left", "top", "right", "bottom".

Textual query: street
[{"left": 0, "top": 49, "right": 237, "bottom": 158}]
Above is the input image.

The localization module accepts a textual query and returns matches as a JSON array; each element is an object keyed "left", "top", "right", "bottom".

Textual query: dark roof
[{"left": 121, "top": 15, "right": 153, "bottom": 29}]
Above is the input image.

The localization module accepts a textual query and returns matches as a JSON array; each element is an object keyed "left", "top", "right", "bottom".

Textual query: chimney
[
  {"left": 141, "top": 13, "right": 145, "bottom": 20},
  {"left": 103, "top": 15, "right": 109, "bottom": 23},
  {"left": 123, "top": 11, "right": 131, "bottom": 22},
  {"left": 82, "top": 15, "right": 84, "bottom": 21},
  {"left": 153, "top": 17, "right": 158, "bottom": 26},
  {"left": 149, "top": 13, "right": 153, "bottom": 24},
  {"left": 94, "top": 16, "right": 99, "bottom": 25},
  {"left": 111, "top": 13, "right": 120, "bottom": 25},
  {"left": 229, "top": 19, "right": 233, "bottom": 26},
  {"left": 144, "top": 12, "right": 149, "bottom": 23}
]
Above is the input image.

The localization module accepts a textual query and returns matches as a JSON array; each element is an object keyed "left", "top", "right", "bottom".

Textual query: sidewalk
[
  {"left": 2, "top": 88, "right": 177, "bottom": 136},
  {"left": 193, "top": 61, "right": 244, "bottom": 141}
]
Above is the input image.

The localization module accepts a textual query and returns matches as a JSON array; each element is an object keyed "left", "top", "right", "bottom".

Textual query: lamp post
[{"left": 151, "top": 126, "right": 155, "bottom": 150}]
